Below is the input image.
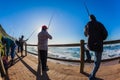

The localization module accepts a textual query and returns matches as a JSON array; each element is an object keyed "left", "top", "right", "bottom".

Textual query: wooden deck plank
[{"left": 6, "top": 52, "right": 120, "bottom": 80}]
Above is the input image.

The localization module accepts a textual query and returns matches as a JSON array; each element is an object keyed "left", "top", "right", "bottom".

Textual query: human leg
[
  {"left": 20, "top": 45, "right": 23, "bottom": 56},
  {"left": 85, "top": 47, "right": 91, "bottom": 62},
  {"left": 17, "top": 45, "right": 20, "bottom": 53},
  {"left": 85, "top": 49, "right": 91, "bottom": 61},
  {"left": 39, "top": 50, "right": 47, "bottom": 71},
  {"left": 89, "top": 51, "right": 102, "bottom": 80},
  {"left": 10, "top": 45, "right": 16, "bottom": 65},
  {"left": 11, "top": 45, "right": 16, "bottom": 60}
]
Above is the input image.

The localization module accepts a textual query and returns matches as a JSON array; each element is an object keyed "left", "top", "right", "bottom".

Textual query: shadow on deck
[{"left": 5, "top": 52, "right": 120, "bottom": 80}]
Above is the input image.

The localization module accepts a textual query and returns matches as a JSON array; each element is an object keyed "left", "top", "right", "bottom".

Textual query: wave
[{"left": 27, "top": 44, "right": 120, "bottom": 60}]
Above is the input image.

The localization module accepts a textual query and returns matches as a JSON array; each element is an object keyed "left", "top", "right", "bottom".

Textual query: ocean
[{"left": 27, "top": 44, "right": 120, "bottom": 60}]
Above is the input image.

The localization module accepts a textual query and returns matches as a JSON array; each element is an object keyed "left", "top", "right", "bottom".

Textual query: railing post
[
  {"left": 25, "top": 43, "right": 27, "bottom": 56},
  {"left": 80, "top": 40, "right": 85, "bottom": 73}
]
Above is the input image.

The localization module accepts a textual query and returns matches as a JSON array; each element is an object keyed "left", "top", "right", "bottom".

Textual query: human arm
[
  {"left": 47, "top": 32, "right": 52, "bottom": 39},
  {"left": 6, "top": 44, "right": 9, "bottom": 56},
  {"left": 48, "top": 34, "right": 52, "bottom": 39},
  {"left": 25, "top": 39, "right": 28, "bottom": 41},
  {"left": 84, "top": 25, "right": 88, "bottom": 37}
]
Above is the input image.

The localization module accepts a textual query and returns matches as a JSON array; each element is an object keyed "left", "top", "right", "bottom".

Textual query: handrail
[
  {"left": 27, "top": 43, "right": 80, "bottom": 47},
  {"left": 25, "top": 39, "right": 120, "bottom": 73},
  {"left": 103, "top": 39, "right": 120, "bottom": 44},
  {"left": 27, "top": 39, "right": 120, "bottom": 46},
  {"left": 26, "top": 39, "right": 120, "bottom": 61},
  {"left": 26, "top": 43, "right": 81, "bottom": 62}
]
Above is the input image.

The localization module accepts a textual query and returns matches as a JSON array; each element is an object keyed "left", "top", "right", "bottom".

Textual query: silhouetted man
[{"left": 84, "top": 14, "right": 108, "bottom": 80}]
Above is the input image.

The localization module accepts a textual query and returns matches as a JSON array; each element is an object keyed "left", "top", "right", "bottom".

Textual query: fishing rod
[
  {"left": 48, "top": 13, "right": 54, "bottom": 29},
  {"left": 26, "top": 27, "right": 39, "bottom": 40},
  {"left": 27, "top": 13, "right": 54, "bottom": 40},
  {"left": 83, "top": 0, "right": 90, "bottom": 16}
]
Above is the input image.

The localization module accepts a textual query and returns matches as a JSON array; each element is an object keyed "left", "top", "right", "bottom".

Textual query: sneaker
[
  {"left": 85, "top": 59, "right": 92, "bottom": 63},
  {"left": 89, "top": 75, "right": 96, "bottom": 80},
  {"left": 10, "top": 59, "right": 14, "bottom": 65},
  {"left": 42, "top": 67, "right": 49, "bottom": 71}
]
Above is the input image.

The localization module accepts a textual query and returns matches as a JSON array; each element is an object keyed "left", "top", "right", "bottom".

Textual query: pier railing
[{"left": 25, "top": 39, "right": 120, "bottom": 73}]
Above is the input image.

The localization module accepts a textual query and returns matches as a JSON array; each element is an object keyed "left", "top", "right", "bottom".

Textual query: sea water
[{"left": 27, "top": 44, "right": 120, "bottom": 60}]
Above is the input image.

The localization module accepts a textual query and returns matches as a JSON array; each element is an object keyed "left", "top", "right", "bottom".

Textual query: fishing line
[
  {"left": 27, "top": 26, "right": 40, "bottom": 40},
  {"left": 48, "top": 13, "right": 54, "bottom": 29},
  {"left": 27, "top": 13, "right": 55, "bottom": 40}
]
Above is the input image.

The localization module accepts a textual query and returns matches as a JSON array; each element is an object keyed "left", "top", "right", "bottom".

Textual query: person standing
[
  {"left": 38, "top": 25, "right": 52, "bottom": 72},
  {"left": 19, "top": 35, "right": 28, "bottom": 56},
  {"left": 84, "top": 14, "right": 108, "bottom": 80},
  {"left": 15, "top": 37, "right": 20, "bottom": 53}
]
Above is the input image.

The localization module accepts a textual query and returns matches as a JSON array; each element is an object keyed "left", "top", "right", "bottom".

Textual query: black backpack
[{"left": 100, "top": 23, "right": 108, "bottom": 40}]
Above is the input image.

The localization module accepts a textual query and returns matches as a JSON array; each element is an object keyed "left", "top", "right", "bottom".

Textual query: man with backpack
[{"left": 84, "top": 14, "right": 108, "bottom": 80}]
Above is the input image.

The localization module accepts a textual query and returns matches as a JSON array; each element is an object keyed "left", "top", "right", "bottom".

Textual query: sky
[{"left": 0, "top": 0, "right": 120, "bottom": 44}]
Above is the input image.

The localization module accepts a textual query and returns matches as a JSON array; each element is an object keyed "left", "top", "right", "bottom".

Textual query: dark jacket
[
  {"left": 84, "top": 20, "right": 108, "bottom": 52},
  {"left": 2, "top": 37, "right": 16, "bottom": 55}
]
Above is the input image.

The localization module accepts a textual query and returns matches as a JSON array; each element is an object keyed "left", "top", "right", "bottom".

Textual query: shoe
[
  {"left": 21, "top": 55, "right": 24, "bottom": 57},
  {"left": 42, "top": 67, "right": 49, "bottom": 71},
  {"left": 10, "top": 59, "right": 14, "bottom": 66},
  {"left": 89, "top": 75, "right": 96, "bottom": 80},
  {"left": 85, "top": 59, "right": 92, "bottom": 63},
  {"left": 10, "top": 59, "right": 14, "bottom": 62}
]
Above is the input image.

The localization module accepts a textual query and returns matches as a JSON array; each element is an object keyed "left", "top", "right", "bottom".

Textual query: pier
[{"left": 0, "top": 39, "right": 120, "bottom": 80}]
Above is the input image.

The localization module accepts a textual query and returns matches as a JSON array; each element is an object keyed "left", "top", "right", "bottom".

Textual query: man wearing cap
[
  {"left": 84, "top": 14, "right": 108, "bottom": 80},
  {"left": 38, "top": 25, "right": 52, "bottom": 72}
]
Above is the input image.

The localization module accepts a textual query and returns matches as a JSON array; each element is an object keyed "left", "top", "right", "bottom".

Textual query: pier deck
[{"left": 5, "top": 52, "right": 120, "bottom": 80}]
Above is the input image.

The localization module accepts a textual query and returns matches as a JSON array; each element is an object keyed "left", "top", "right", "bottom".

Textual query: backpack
[
  {"left": 101, "top": 24, "right": 108, "bottom": 40},
  {"left": 96, "top": 22, "right": 108, "bottom": 40}
]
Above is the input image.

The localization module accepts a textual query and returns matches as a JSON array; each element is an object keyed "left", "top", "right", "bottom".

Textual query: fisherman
[
  {"left": 38, "top": 25, "right": 52, "bottom": 72},
  {"left": 19, "top": 35, "right": 28, "bottom": 57},
  {"left": 1, "top": 36, "right": 16, "bottom": 65},
  {"left": 15, "top": 37, "right": 20, "bottom": 53},
  {"left": 84, "top": 14, "right": 108, "bottom": 80}
]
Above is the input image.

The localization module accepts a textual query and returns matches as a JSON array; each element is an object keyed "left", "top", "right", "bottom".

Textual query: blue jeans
[
  {"left": 85, "top": 49, "right": 91, "bottom": 60},
  {"left": 11, "top": 45, "right": 16, "bottom": 59},
  {"left": 89, "top": 51, "right": 102, "bottom": 80}
]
